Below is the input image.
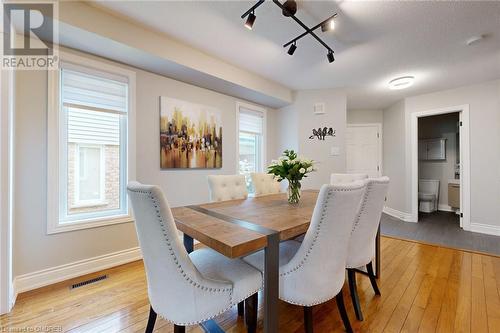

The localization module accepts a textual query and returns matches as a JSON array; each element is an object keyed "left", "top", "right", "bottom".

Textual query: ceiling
[{"left": 92, "top": 1, "right": 500, "bottom": 110}]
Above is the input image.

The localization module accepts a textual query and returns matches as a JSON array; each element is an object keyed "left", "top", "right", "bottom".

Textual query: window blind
[
  {"left": 68, "top": 107, "right": 120, "bottom": 145},
  {"left": 239, "top": 108, "right": 263, "bottom": 134},
  {"left": 62, "top": 68, "right": 128, "bottom": 113}
]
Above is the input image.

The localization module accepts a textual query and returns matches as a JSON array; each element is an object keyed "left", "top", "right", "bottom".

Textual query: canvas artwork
[{"left": 160, "top": 97, "right": 223, "bottom": 169}]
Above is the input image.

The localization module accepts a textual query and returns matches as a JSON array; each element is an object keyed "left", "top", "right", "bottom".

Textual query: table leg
[
  {"left": 264, "top": 233, "right": 280, "bottom": 333},
  {"left": 183, "top": 234, "right": 194, "bottom": 254}
]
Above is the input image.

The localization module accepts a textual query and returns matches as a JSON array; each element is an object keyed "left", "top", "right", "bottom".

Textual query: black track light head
[
  {"left": 327, "top": 51, "right": 335, "bottom": 63},
  {"left": 321, "top": 18, "right": 335, "bottom": 32},
  {"left": 287, "top": 42, "right": 297, "bottom": 55},
  {"left": 245, "top": 12, "right": 256, "bottom": 30}
]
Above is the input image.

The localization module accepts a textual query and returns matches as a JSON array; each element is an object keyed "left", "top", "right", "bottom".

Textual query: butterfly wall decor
[{"left": 309, "top": 127, "right": 336, "bottom": 141}]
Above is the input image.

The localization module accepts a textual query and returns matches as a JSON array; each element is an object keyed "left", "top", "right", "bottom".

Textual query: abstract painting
[{"left": 160, "top": 97, "right": 222, "bottom": 169}]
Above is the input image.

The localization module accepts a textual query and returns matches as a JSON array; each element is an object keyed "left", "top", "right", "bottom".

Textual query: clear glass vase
[{"left": 287, "top": 180, "right": 301, "bottom": 204}]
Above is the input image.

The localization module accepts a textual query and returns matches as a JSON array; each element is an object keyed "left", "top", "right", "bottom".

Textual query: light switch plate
[{"left": 330, "top": 147, "right": 340, "bottom": 156}]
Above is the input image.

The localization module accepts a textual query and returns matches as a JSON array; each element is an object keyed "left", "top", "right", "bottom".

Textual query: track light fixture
[
  {"left": 327, "top": 51, "right": 335, "bottom": 63},
  {"left": 287, "top": 42, "right": 297, "bottom": 55},
  {"left": 321, "top": 18, "right": 335, "bottom": 32},
  {"left": 245, "top": 11, "right": 256, "bottom": 30},
  {"left": 241, "top": 1, "right": 337, "bottom": 64}
]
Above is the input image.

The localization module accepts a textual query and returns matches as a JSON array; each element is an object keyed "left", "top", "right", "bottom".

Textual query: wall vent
[{"left": 70, "top": 274, "right": 108, "bottom": 290}]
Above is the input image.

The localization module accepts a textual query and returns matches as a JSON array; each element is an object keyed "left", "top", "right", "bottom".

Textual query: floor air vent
[{"left": 70, "top": 274, "right": 108, "bottom": 289}]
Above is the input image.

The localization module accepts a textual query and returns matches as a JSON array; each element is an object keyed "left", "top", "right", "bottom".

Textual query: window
[
  {"left": 237, "top": 103, "right": 266, "bottom": 192},
  {"left": 47, "top": 53, "right": 135, "bottom": 233},
  {"left": 74, "top": 144, "right": 105, "bottom": 206}
]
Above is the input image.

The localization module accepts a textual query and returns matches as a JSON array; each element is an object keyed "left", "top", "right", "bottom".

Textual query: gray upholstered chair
[
  {"left": 127, "top": 182, "right": 262, "bottom": 333},
  {"left": 251, "top": 173, "right": 281, "bottom": 196},
  {"left": 330, "top": 173, "right": 368, "bottom": 184},
  {"left": 346, "top": 177, "right": 389, "bottom": 321},
  {"left": 207, "top": 175, "right": 248, "bottom": 202},
  {"left": 243, "top": 182, "right": 366, "bottom": 333}
]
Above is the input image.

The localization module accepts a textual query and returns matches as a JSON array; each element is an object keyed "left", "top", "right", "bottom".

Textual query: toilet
[{"left": 418, "top": 179, "right": 440, "bottom": 213}]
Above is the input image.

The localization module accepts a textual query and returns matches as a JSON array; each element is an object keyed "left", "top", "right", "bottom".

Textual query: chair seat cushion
[
  {"left": 190, "top": 248, "right": 263, "bottom": 303},
  {"left": 242, "top": 240, "right": 301, "bottom": 273}
]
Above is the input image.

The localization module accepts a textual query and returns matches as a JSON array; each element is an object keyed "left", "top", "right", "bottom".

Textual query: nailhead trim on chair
[
  {"left": 281, "top": 186, "right": 362, "bottom": 278},
  {"left": 351, "top": 179, "right": 387, "bottom": 233},
  {"left": 346, "top": 178, "right": 388, "bottom": 269},
  {"left": 128, "top": 188, "right": 262, "bottom": 326},
  {"left": 352, "top": 184, "right": 371, "bottom": 232},
  {"left": 279, "top": 185, "right": 365, "bottom": 307}
]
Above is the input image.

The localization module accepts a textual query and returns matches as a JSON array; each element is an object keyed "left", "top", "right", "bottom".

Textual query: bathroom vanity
[{"left": 448, "top": 179, "right": 460, "bottom": 209}]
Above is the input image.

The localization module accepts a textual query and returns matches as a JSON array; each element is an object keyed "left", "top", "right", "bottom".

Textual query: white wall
[
  {"left": 382, "top": 101, "right": 407, "bottom": 213},
  {"left": 418, "top": 113, "right": 459, "bottom": 209},
  {"left": 136, "top": 70, "right": 277, "bottom": 208},
  {"left": 383, "top": 80, "right": 500, "bottom": 233},
  {"left": 13, "top": 48, "right": 278, "bottom": 276},
  {"left": 347, "top": 109, "right": 383, "bottom": 124},
  {"left": 277, "top": 89, "right": 347, "bottom": 189},
  {"left": 406, "top": 80, "right": 500, "bottom": 231}
]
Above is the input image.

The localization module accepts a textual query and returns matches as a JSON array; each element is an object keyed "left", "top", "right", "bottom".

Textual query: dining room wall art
[
  {"left": 160, "top": 96, "right": 222, "bottom": 169},
  {"left": 308, "top": 127, "right": 336, "bottom": 141}
]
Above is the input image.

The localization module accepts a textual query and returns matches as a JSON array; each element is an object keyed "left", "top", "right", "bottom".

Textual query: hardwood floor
[{"left": 1, "top": 237, "right": 500, "bottom": 332}]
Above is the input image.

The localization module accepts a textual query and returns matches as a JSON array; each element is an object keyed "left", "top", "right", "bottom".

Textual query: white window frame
[
  {"left": 73, "top": 144, "right": 106, "bottom": 207},
  {"left": 47, "top": 51, "right": 136, "bottom": 234},
  {"left": 236, "top": 101, "right": 267, "bottom": 174}
]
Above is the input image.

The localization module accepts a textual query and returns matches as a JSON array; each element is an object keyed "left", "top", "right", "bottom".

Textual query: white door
[{"left": 346, "top": 124, "right": 382, "bottom": 177}]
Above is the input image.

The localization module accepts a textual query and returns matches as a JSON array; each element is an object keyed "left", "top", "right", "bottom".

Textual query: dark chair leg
[
  {"left": 245, "top": 293, "right": 258, "bottom": 333},
  {"left": 366, "top": 261, "right": 381, "bottom": 295},
  {"left": 174, "top": 325, "right": 185, "bottom": 333},
  {"left": 347, "top": 269, "right": 364, "bottom": 321},
  {"left": 336, "top": 290, "right": 353, "bottom": 333},
  {"left": 145, "top": 306, "right": 157, "bottom": 333},
  {"left": 304, "top": 306, "right": 314, "bottom": 333},
  {"left": 238, "top": 301, "right": 245, "bottom": 316}
]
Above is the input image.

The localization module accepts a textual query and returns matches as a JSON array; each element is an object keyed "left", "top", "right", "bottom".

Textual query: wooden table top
[{"left": 171, "top": 190, "right": 319, "bottom": 258}]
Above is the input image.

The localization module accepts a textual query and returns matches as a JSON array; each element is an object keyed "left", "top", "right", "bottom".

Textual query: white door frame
[
  {"left": 346, "top": 123, "right": 383, "bottom": 176},
  {"left": 410, "top": 105, "right": 470, "bottom": 230},
  {"left": 0, "top": 69, "right": 15, "bottom": 314}
]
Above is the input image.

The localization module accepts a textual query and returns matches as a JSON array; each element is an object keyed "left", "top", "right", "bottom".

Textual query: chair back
[
  {"left": 346, "top": 177, "right": 390, "bottom": 268},
  {"left": 207, "top": 175, "right": 248, "bottom": 202},
  {"left": 330, "top": 173, "right": 368, "bottom": 184},
  {"left": 251, "top": 173, "right": 280, "bottom": 196},
  {"left": 280, "top": 182, "right": 366, "bottom": 306},
  {"left": 127, "top": 182, "right": 231, "bottom": 324}
]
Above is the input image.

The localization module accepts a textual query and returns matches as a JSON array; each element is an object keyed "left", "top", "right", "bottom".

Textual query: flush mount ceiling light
[
  {"left": 388, "top": 76, "right": 415, "bottom": 90},
  {"left": 241, "top": 0, "right": 337, "bottom": 63}
]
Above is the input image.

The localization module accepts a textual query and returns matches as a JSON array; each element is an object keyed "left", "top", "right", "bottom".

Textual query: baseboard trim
[
  {"left": 14, "top": 247, "right": 142, "bottom": 295},
  {"left": 383, "top": 206, "right": 414, "bottom": 222},
  {"left": 469, "top": 223, "right": 500, "bottom": 236},
  {"left": 438, "top": 204, "right": 454, "bottom": 212}
]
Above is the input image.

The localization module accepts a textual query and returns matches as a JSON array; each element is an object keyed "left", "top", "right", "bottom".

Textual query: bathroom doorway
[
  {"left": 410, "top": 105, "right": 470, "bottom": 230},
  {"left": 417, "top": 113, "right": 460, "bottom": 227}
]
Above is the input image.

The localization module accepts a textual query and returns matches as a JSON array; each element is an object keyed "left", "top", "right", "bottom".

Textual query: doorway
[
  {"left": 410, "top": 105, "right": 470, "bottom": 230},
  {"left": 417, "top": 112, "right": 460, "bottom": 229},
  {"left": 346, "top": 123, "right": 382, "bottom": 177}
]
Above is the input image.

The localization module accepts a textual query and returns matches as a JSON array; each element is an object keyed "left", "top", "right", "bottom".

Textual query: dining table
[{"left": 171, "top": 190, "right": 380, "bottom": 333}]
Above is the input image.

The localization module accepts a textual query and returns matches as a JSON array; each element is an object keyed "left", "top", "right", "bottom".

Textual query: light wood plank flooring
[{"left": 1, "top": 237, "right": 500, "bottom": 332}]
